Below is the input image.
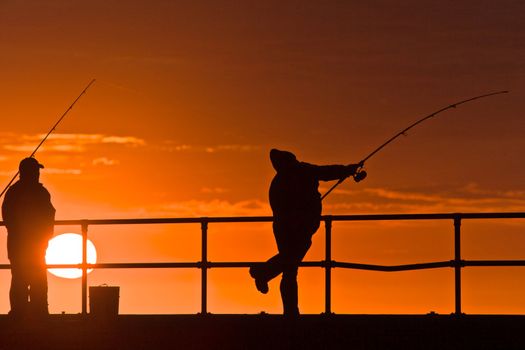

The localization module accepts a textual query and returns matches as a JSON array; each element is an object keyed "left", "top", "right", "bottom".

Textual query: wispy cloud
[
  {"left": 171, "top": 144, "right": 192, "bottom": 151},
  {"left": 200, "top": 187, "right": 230, "bottom": 194},
  {"left": 364, "top": 188, "right": 442, "bottom": 203},
  {"left": 3, "top": 144, "right": 86, "bottom": 152},
  {"left": 44, "top": 133, "right": 145, "bottom": 146},
  {"left": 99, "top": 136, "right": 145, "bottom": 146},
  {"left": 160, "top": 199, "right": 269, "bottom": 217},
  {"left": 44, "top": 168, "right": 82, "bottom": 175},
  {"left": 0, "top": 133, "right": 146, "bottom": 153},
  {"left": 0, "top": 168, "right": 82, "bottom": 176},
  {"left": 92, "top": 157, "right": 119, "bottom": 166},
  {"left": 3, "top": 145, "right": 44, "bottom": 153},
  {"left": 323, "top": 183, "right": 525, "bottom": 214},
  {"left": 160, "top": 142, "right": 261, "bottom": 153},
  {"left": 204, "top": 145, "right": 261, "bottom": 153}
]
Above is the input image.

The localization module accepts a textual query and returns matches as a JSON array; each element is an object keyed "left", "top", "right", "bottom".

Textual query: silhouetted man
[
  {"left": 2, "top": 157, "right": 55, "bottom": 317},
  {"left": 250, "top": 149, "right": 361, "bottom": 316}
]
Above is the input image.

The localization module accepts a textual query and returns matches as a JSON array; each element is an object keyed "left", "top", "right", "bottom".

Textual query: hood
[{"left": 270, "top": 149, "right": 298, "bottom": 173}]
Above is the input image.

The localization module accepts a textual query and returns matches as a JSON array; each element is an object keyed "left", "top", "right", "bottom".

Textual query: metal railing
[{"left": 2, "top": 212, "right": 525, "bottom": 315}]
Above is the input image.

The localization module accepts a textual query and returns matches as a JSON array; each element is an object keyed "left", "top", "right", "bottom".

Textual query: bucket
[{"left": 89, "top": 285, "right": 119, "bottom": 316}]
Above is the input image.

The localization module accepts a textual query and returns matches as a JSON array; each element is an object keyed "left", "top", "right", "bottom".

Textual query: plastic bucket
[{"left": 89, "top": 285, "right": 119, "bottom": 316}]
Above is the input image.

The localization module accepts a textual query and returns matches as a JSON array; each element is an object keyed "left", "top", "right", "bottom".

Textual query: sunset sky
[{"left": 1, "top": 1, "right": 524, "bottom": 315}]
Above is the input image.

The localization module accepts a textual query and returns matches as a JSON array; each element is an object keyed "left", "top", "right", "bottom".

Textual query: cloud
[
  {"left": 45, "top": 133, "right": 145, "bottom": 146},
  {"left": 44, "top": 168, "right": 82, "bottom": 175},
  {"left": 0, "top": 168, "right": 82, "bottom": 176},
  {"left": 169, "top": 144, "right": 192, "bottom": 152},
  {"left": 323, "top": 183, "right": 525, "bottom": 214},
  {"left": 200, "top": 187, "right": 229, "bottom": 194},
  {"left": 160, "top": 199, "right": 270, "bottom": 217},
  {"left": 364, "top": 188, "right": 441, "bottom": 203},
  {"left": 92, "top": 157, "right": 119, "bottom": 166},
  {"left": 3, "top": 145, "right": 42, "bottom": 152},
  {"left": 205, "top": 145, "right": 261, "bottom": 153},
  {"left": 160, "top": 142, "right": 260, "bottom": 153},
  {"left": 38, "top": 134, "right": 102, "bottom": 142},
  {"left": 0, "top": 133, "right": 146, "bottom": 153},
  {"left": 100, "top": 136, "right": 145, "bottom": 146}
]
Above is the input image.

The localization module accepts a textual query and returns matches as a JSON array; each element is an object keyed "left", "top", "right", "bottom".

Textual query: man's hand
[{"left": 345, "top": 163, "right": 362, "bottom": 177}]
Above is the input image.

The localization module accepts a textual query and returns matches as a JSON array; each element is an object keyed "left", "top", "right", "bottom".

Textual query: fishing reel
[{"left": 353, "top": 170, "right": 367, "bottom": 182}]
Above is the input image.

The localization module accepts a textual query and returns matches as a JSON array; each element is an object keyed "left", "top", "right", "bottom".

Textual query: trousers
[
  {"left": 9, "top": 252, "right": 49, "bottom": 316},
  {"left": 257, "top": 219, "right": 319, "bottom": 315}
]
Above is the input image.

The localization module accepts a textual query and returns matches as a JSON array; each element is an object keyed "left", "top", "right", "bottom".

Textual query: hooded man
[
  {"left": 2, "top": 157, "right": 55, "bottom": 317},
  {"left": 250, "top": 149, "right": 362, "bottom": 315}
]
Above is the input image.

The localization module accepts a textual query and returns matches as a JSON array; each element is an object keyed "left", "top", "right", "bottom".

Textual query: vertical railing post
[
  {"left": 201, "top": 219, "right": 208, "bottom": 315},
  {"left": 453, "top": 216, "right": 462, "bottom": 315},
  {"left": 325, "top": 216, "right": 332, "bottom": 315},
  {"left": 81, "top": 220, "right": 88, "bottom": 315}
]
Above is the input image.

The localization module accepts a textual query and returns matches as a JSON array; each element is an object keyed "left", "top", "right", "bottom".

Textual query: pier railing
[{"left": 2, "top": 212, "right": 525, "bottom": 315}]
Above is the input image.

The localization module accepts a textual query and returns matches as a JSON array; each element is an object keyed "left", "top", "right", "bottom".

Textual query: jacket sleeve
[
  {"left": 300, "top": 162, "right": 350, "bottom": 182},
  {"left": 42, "top": 188, "right": 56, "bottom": 238}
]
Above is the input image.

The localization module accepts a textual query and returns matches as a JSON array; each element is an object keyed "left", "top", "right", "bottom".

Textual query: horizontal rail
[
  {"left": 465, "top": 260, "right": 525, "bottom": 267},
  {"left": 0, "top": 212, "right": 523, "bottom": 227},
  {"left": 333, "top": 261, "right": 453, "bottom": 272},
  {"left": 2, "top": 259, "right": 525, "bottom": 271}
]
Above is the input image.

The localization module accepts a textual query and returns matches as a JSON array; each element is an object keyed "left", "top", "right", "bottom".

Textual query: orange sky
[{"left": 1, "top": 1, "right": 524, "bottom": 315}]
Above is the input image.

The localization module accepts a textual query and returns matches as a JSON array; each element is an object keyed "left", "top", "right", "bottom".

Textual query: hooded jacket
[{"left": 269, "top": 149, "right": 350, "bottom": 226}]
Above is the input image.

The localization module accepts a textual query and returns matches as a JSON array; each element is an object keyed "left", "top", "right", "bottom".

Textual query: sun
[{"left": 46, "top": 233, "right": 97, "bottom": 279}]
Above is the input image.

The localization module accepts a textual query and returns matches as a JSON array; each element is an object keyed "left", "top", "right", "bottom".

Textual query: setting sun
[{"left": 46, "top": 233, "right": 97, "bottom": 279}]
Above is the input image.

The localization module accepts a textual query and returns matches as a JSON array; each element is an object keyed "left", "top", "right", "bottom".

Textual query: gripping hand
[{"left": 345, "top": 163, "right": 361, "bottom": 177}]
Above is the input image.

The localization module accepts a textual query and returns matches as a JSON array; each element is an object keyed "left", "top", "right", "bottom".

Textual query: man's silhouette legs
[
  {"left": 281, "top": 265, "right": 300, "bottom": 316},
  {"left": 9, "top": 266, "right": 29, "bottom": 316},
  {"left": 250, "top": 222, "right": 313, "bottom": 315},
  {"left": 9, "top": 254, "right": 48, "bottom": 316},
  {"left": 249, "top": 253, "right": 284, "bottom": 294},
  {"left": 29, "top": 264, "right": 49, "bottom": 315}
]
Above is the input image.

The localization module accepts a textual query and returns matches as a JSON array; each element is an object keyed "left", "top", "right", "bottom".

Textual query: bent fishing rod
[
  {"left": 0, "top": 79, "right": 96, "bottom": 199},
  {"left": 321, "top": 90, "right": 509, "bottom": 200}
]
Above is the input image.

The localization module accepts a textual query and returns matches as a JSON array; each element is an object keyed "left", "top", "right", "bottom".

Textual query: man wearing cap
[
  {"left": 249, "top": 149, "right": 362, "bottom": 316},
  {"left": 2, "top": 157, "right": 55, "bottom": 317}
]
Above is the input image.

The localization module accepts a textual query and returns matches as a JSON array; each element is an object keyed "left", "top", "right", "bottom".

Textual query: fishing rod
[
  {"left": 0, "top": 79, "right": 96, "bottom": 199},
  {"left": 321, "top": 90, "right": 509, "bottom": 200}
]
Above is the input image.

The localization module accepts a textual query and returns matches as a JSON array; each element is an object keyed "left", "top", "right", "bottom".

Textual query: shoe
[{"left": 249, "top": 266, "right": 269, "bottom": 294}]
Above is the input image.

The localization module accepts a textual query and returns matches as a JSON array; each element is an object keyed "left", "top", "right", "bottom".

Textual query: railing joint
[
  {"left": 199, "top": 261, "right": 211, "bottom": 269},
  {"left": 450, "top": 259, "right": 466, "bottom": 267},
  {"left": 323, "top": 260, "right": 334, "bottom": 268}
]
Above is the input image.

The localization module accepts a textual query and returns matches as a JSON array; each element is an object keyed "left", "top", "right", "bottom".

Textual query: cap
[{"left": 19, "top": 157, "right": 44, "bottom": 173}]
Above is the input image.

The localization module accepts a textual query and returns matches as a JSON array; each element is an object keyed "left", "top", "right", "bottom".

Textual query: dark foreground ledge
[{"left": 1, "top": 314, "right": 524, "bottom": 350}]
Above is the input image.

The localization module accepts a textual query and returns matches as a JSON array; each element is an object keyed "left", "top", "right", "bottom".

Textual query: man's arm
[
  {"left": 42, "top": 188, "right": 56, "bottom": 238},
  {"left": 301, "top": 162, "right": 361, "bottom": 182}
]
